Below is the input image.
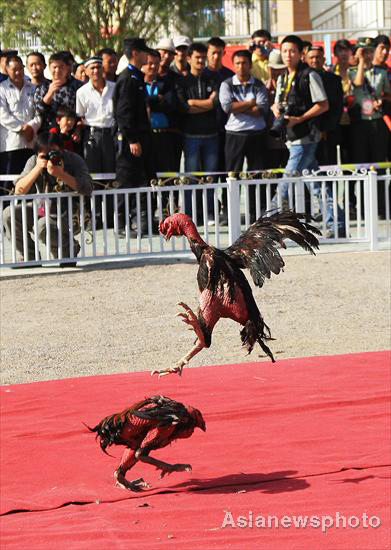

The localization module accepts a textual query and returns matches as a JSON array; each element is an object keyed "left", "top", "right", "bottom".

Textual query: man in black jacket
[
  {"left": 306, "top": 46, "right": 344, "bottom": 165},
  {"left": 113, "top": 37, "right": 155, "bottom": 236}
]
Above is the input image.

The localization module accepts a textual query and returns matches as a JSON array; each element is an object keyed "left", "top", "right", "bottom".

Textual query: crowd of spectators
[{"left": 0, "top": 29, "right": 390, "bottom": 244}]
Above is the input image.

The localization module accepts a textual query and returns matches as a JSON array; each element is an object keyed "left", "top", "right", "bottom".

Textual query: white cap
[
  {"left": 173, "top": 35, "right": 192, "bottom": 49},
  {"left": 268, "top": 49, "right": 285, "bottom": 69},
  {"left": 155, "top": 38, "right": 175, "bottom": 53}
]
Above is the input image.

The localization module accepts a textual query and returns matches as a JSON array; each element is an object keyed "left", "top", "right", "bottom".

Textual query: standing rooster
[
  {"left": 153, "top": 211, "right": 320, "bottom": 377},
  {"left": 88, "top": 395, "right": 206, "bottom": 491}
]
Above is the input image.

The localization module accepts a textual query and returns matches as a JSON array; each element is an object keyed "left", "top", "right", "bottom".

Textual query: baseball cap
[
  {"left": 355, "top": 37, "right": 375, "bottom": 50},
  {"left": 268, "top": 49, "right": 285, "bottom": 69},
  {"left": 155, "top": 38, "right": 175, "bottom": 53},
  {"left": 173, "top": 36, "right": 192, "bottom": 49}
]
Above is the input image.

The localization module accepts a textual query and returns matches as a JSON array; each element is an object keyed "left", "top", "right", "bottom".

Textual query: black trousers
[
  {"left": 225, "top": 131, "right": 267, "bottom": 221},
  {"left": 116, "top": 132, "right": 156, "bottom": 188},
  {"left": 351, "top": 118, "right": 388, "bottom": 164},
  {"left": 217, "top": 131, "right": 229, "bottom": 213},
  {"left": 83, "top": 127, "right": 116, "bottom": 173},
  {"left": 151, "top": 130, "right": 180, "bottom": 213},
  {"left": 316, "top": 129, "right": 340, "bottom": 166},
  {"left": 83, "top": 127, "right": 117, "bottom": 226},
  {"left": 263, "top": 148, "right": 289, "bottom": 170},
  {"left": 339, "top": 124, "right": 353, "bottom": 164},
  {"left": 116, "top": 132, "right": 156, "bottom": 222},
  {"left": 351, "top": 118, "right": 390, "bottom": 216},
  {"left": 172, "top": 132, "right": 184, "bottom": 172},
  {"left": 0, "top": 149, "right": 34, "bottom": 195}
]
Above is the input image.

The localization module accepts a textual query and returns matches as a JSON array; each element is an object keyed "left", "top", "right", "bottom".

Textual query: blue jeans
[
  {"left": 184, "top": 135, "right": 219, "bottom": 218},
  {"left": 279, "top": 142, "right": 344, "bottom": 230}
]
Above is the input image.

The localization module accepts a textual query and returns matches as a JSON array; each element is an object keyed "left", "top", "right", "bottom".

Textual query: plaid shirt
[{"left": 34, "top": 76, "right": 83, "bottom": 130}]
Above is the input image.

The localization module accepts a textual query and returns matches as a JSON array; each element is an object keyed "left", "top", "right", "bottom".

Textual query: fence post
[
  {"left": 367, "top": 170, "right": 378, "bottom": 251},
  {"left": 294, "top": 178, "right": 306, "bottom": 213},
  {"left": 226, "top": 173, "right": 241, "bottom": 245}
]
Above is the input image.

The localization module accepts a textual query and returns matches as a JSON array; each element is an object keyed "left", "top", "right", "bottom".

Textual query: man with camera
[
  {"left": 348, "top": 37, "right": 390, "bottom": 165},
  {"left": 271, "top": 35, "right": 329, "bottom": 173},
  {"left": 3, "top": 132, "right": 92, "bottom": 265},
  {"left": 270, "top": 35, "right": 345, "bottom": 237},
  {"left": 348, "top": 37, "right": 391, "bottom": 218},
  {"left": 250, "top": 29, "right": 274, "bottom": 84}
]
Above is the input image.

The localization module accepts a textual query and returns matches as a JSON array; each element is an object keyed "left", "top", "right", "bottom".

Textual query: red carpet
[{"left": 1, "top": 351, "right": 390, "bottom": 549}]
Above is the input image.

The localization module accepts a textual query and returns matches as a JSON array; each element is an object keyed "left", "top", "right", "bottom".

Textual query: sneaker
[
  {"left": 220, "top": 213, "right": 228, "bottom": 226},
  {"left": 324, "top": 227, "right": 347, "bottom": 239},
  {"left": 58, "top": 241, "right": 80, "bottom": 264},
  {"left": 12, "top": 254, "right": 42, "bottom": 268},
  {"left": 12, "top": 262, "right": 42, "bottom": 269},
  {"left": 118, "top": 227, "right": 145, "bottom": 239}
]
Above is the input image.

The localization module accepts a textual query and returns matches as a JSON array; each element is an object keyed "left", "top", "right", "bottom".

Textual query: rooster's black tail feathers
[{"left": 240, "top": 318, "right": 275, "bottom": 363}]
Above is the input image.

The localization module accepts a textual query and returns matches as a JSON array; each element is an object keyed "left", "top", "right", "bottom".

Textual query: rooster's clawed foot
[
  {"left": 158, "top": 463, "right": 192, "bottom": 479},
  {"left": 176, "top": 302, "right": 203, "bottom": 338},
  {"left": 151, "top": 362, "right": 186, "bottom": 378},
  {"left": 114, "top": 471, "right": 151, "bottom": 492},
  {"left": 151, "top": 302, "right": 206, "bottom": 377}
]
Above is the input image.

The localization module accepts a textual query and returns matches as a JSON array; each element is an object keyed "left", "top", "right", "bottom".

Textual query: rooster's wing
[
  {"left": 132, "top": 396, "right": 192, "bottom": 428},
  {"left": 224, "top": 211, "right": 320, "bottom": 288}
]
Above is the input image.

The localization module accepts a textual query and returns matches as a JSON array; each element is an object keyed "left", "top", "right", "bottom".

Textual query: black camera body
[
  {"left": 44, "top": 150, "right": 64, "bottom": 166},
  {"left": 270, "top": 103, "right": 289, "bottom": 138},
  {"left": 249, "top": 42, "right": 268, "bottom": 57}
]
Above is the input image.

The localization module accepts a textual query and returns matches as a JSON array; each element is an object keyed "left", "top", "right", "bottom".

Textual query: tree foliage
[{"left": 0, "top": 0, "right": 227, "bottom": 59}]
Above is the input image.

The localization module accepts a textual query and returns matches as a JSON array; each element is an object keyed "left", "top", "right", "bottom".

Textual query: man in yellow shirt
[{"left": 250, "top": 29, "right": 274, "bottom": 83}]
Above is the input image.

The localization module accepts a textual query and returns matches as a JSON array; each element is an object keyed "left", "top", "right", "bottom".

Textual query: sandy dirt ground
[{"left": 1, "top": 250, "right": 390, "bottom": 385}]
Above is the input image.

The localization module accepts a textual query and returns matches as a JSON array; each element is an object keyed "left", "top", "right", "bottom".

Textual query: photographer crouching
[{"left": 3, "top": 132, "right": 92, "bottom": 266}]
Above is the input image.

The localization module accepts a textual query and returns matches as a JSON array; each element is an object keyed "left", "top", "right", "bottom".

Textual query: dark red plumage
[
  {"left": 155, "top": 210, "right": 321, "bottom": 376},
  {"left": 88, "top": 395, "right": 205, "bottom": 491}
]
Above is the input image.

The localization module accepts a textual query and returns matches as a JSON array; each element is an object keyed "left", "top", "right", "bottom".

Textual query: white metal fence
[{"left": 0, "top": 171, "right": 389, "bottom": 268}]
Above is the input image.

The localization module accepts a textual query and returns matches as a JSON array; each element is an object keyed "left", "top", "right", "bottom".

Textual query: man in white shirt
[
  {"left": 219, "top": 49, "right": 269, "bottom": 222},
  {"left": 76, "top": 56, "right": 116, "bottom": 227},
  {"left": 76, "top": 56, "right": 116, "bottom": 175},
  {"left": 0, "top": 55, "right": 41, "bottom": 193}
]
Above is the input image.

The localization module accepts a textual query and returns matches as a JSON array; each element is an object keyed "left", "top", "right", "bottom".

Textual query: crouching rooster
[
  {"left": 88, "top": 395, "right": 206, "bottom": 491},
  {"left": 153, "top": 210, "right": 321, "bottom": 377}
]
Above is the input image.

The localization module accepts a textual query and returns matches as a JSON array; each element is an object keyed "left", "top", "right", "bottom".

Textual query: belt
[
  {"left": 152, "top": 128, "right": 179, "bottom": 134},
  {"left": 88, "top": 126, "right": 113, "bottom": 134}
]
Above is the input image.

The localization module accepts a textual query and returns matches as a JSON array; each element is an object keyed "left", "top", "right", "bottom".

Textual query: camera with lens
[
  {"left": 44, "top": 150, "right": 64, "bottom": 166},
  {"left": 270, "top": 102, "right": 289, "bottom": 138},
  {"left": 249, "top": 42, "right": 268, "bottom": 57}
]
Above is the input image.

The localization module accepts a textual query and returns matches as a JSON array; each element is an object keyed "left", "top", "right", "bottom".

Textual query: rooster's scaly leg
[
  {"left": 151, "top": 302, "right": 206, "bottom": 377},
  {"left": 114, "top": 448, "right": 150, "bottom": 491},
  {"left": 175, "top": 300, "right": 206, "bottom": 365},
  {"left": 138, "top": 454, "right": 192, "bottom": 479}
]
